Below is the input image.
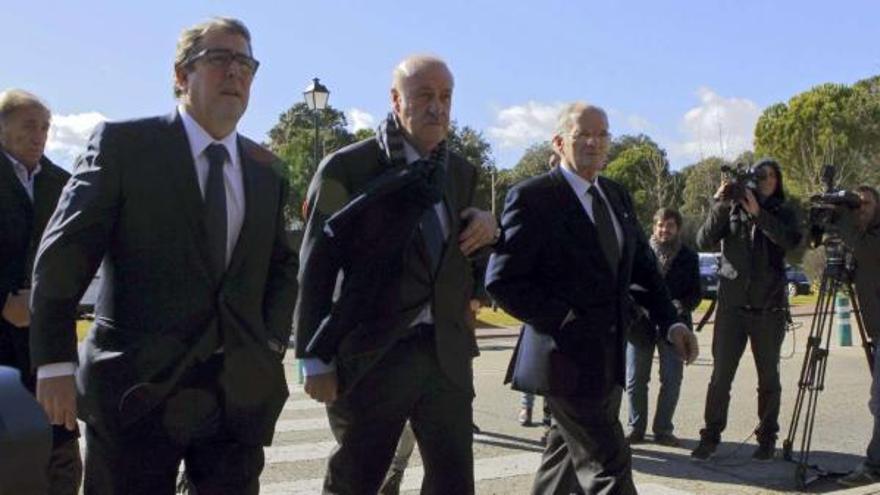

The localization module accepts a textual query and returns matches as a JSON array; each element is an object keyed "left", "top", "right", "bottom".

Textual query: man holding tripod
[
  {"left": 827, "top": 185, "right": 880, "bottom": 487},
  {"left": 691, "top": 158, "right": 802, "bottom": 461}
]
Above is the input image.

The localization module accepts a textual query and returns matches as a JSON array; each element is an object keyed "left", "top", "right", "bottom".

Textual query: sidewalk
[{"left": 469, "top": 307, "right": 879, "bottom": 494}]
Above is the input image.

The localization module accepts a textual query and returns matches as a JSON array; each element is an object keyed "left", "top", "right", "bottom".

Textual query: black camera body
[
  {"left": 719, "top": 163, "right": 759, "bottom": 203},
  {"left": 807, "top": 164, "right": 862, "bottom": 248}
]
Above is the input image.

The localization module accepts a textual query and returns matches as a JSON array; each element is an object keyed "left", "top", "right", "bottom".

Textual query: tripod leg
[{"left": 846, "top": 284, "right": 875, "bottom": 373}]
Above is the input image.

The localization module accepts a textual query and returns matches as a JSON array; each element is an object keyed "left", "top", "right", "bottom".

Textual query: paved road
[{"left": 263, "top": 309, "right": 880, "bottom": 494}]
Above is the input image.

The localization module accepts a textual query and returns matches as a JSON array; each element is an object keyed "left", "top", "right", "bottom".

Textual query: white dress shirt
[
  {"left": 301, "top": 141, "right": 450, "bottom": 377},
  {"left": 4, "top": 151, "right": 42, "bottom": 202},
  {"left": 37, "top": 107, "right": 246, "bottom": 379},
  {"left": 558, "top": 163, "right": 623, "bottom": 249}
]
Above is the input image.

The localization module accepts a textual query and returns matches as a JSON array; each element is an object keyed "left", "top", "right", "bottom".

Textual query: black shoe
[
  {"left": 625, "top": 431, "right": 645, "bottom": 445},
  {"left": 653, "top": 432, "right": 681, "bottom": 447},
  {"left": 518, "top": 407, "right": 533, "bottom": 426},
  {"left": 838, "top": 465, "right": 880, "bottom": 487},
  {"left": 752, "top": 442, "right": 775, "bottom": 462},
  {"left": 690, "top": 440, "right": 717, "bottom": 461}
]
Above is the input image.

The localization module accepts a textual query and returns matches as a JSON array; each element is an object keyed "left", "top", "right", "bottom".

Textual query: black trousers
[
  {"left": 0, "top": 319, "right": 82, "bottom": 495},
  {"left": 700, "top": 306, "right": 787, "bottom": 444},
  {"left": 324, "top": 328, "right": 474, "bottom": 495},
  {"left": 532, "top": 387, "right": 635, "bottom": 495},
  {"left": 83, "top": 355, "right": 265, "bottom": 495}
]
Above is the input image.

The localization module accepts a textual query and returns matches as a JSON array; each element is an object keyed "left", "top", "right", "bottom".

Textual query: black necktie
[
  {"left": 588, "top": 185, "right": 620, "bottom": 275},
  {"left": 204, "top": 143, "right": 228, "bottom": 278},
  {"left": 420, "top": 205, "right": 445, "bottom": 272}
]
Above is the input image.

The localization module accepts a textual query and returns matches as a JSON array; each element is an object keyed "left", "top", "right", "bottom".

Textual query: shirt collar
[
  {"left": 3, "top": 150, "right": 42, "bottom": 180},
  {"left": 178, "top": 105, "right": 239, "bottom": 167},
  {"left": 559, "top": 162, "right": 601, "bottom": 198},
  {"left": 403, "top": 140, "right": 422, "bottom": 165}
]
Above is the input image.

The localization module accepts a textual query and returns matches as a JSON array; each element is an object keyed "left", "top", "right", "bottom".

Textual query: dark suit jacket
[
  {"left": 486, "top": 168, "right": 680, "bottom": 397},
  {"left": 0, "top": 151, "right": 69, "bottom": 307},
  {"left": 294, "top": 137, "right": 481, "bottom": 394},
  {"left": 29, "top": 112, "right": 299, "bottom": 446}
]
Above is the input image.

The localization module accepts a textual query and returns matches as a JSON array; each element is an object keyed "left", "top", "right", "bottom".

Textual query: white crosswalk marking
[{"left": 274, "top": 417, "right": 330, "bottom": 432}]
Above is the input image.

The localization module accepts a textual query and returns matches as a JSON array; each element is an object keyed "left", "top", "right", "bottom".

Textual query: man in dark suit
[
  {"left": 486, "top": 102, "right": 699, "bottom": 494},
  {"left": 0, "top": 89, "right": 81, "bottom": 495},
  {"left": 294, "top": 55, "right": 497, "bottom": 494},
  {"left": 29, "top": 18, "right": 298, "bottom": 495}
]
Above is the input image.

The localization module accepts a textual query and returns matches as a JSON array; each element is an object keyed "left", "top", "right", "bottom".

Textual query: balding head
[
  {"left": 391, "top": 55, "right": 454, "bottom": 92},
  {"left": 552, "top": 101, "right": 611, "bottom": 181},
  {"left": 390, "top": 55, "right": 454, "bottom": 155}
]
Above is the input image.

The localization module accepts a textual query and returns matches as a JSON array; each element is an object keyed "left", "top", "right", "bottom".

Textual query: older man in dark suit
[
  {"left": 0, "top": 89, "right": 80, "bottom": 495},
  {"left": 29, "top": 18, "right": 298, "bottom": 495},
  {"left": 295, "top": 55, "right": 497, "bottom": 494},
  {"left": 486, "top": 102, "right": 698, "bottom": 494}
]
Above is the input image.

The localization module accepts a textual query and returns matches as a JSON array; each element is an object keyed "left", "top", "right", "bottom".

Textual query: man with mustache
[
  {"left": 295, "top": 55, "right": 497, "bottom": 494},
  {"left": 0, "top": 89, "right": 81, "bottom": 494},
  {"left": 29, "top": 17, "right": 298, "bottom": 494}
]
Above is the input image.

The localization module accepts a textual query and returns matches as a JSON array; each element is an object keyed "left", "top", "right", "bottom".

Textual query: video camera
[
  {"left": 807, "top": 164, "right": 862, "bottom": 248},
  {"left": 719, "top": 163, "right": 762, "bottom": 203}
]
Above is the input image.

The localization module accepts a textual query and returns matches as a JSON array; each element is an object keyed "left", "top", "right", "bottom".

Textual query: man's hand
[
  {"left": 458, "top": 207, "right": 498, "bottom": 256},
  {"left": 739, "top": 188, "right": 760, "bottom": 216},
  {"left": 36, "top": 375, "right": 77, "bottom": 431},
  {"left": 2, "top": 290, "right": 31, "bottom": 328},
  {"left": 668, "top": 324, "right": 699, "bottom": 365},
  {"left": 304, "top": 371, "right": 339, "bottom": 404},
  {"left": 713, "top": 180, "right": 732, "bottom": 201}
]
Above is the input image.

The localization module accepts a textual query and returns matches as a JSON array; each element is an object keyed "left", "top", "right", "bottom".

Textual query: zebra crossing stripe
[
  {"left": 260, "top": 452, "right": 541, "bottom": 494},
  {"left": 263, "top": 440, "right": 337, "bottom": 463},
  {"left": 274, "top": 417, "right": 330, "bottom": 432},
  {"left": 282, "top": 399, "right": 324, "bottom": 411}
]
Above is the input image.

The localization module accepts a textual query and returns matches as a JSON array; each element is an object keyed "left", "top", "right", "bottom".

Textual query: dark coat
[
  {"left": 486, "top": 168, "right": 680, "bottom": 398},
  {"left": 293, "top": 137, "right": 482, "bottom": 394},
  {"left": 0, "top": 151, "right": 69, "bottom": 305},
  {"left": 29, "top": 112, "right": 299, "bottom": 446},
  {"left": 836, "top": 208, "right": 880, "bottom": 339},
  {"left": 696, "top": 197, "right": 801, "bottom": 310}
]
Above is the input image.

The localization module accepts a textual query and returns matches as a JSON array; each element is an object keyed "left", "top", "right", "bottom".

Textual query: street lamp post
[{"left": 303, "top": 77, "right": 330, "bottom": 176}]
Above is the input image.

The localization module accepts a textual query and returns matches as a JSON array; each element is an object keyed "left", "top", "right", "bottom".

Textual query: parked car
[
  {"left": 698, "top": 252, "right": 721, "bottom": 300},
  {"left": 785, "top": 265, "right": 812, "bottom": 297}
]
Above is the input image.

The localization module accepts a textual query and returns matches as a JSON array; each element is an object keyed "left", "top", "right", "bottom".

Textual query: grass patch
[
  {"left": 477, "top": 307, "right": 520, "bottom": 327},
  {"left": 76, "top": 320, "right": 91, "bottom": 342}
]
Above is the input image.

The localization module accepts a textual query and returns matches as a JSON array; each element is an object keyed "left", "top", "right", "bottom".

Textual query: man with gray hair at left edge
[
  {"left": 28, "top": 17, "right": 298, "bottom": 495},
  {"left": 0, "top": 88, "right": 81, "bottom": 495}
]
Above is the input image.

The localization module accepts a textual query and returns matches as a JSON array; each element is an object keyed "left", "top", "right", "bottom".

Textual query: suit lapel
[
  {"left": 157, "top": 112, "right": 213, "bottom": 283},
  {"left": 598, "top": 176, "right": 636, "bottom": 276},
  {"left": 549, "top": 168, "right": 611, "bottom": 274},
  {"left": 0, "top": 151, "right": 35, "bottom": 215},
  {"left": 226, "top": 137, "right": 257, "bottom": 277}
]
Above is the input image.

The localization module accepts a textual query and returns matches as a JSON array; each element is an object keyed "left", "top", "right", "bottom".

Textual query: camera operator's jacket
[
  {"left": 697, "top": 198, "right": 801, "bottom": 310},
  {"left": 836, "top": 210, "right": 880, "bottom": 339}
]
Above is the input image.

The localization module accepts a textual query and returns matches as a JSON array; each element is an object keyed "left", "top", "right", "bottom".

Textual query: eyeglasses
[
  {"left": 570, "top": 130, "right": 611, "bottom": 141},
  {"left": 185, "top": 48, "right": 260, "bottom": 76}
]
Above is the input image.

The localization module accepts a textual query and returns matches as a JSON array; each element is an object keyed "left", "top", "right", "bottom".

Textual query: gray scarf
[
  {"left": 375, "top": 113, "right": 446, "bottom": 207},
  {"left": 650, "top": 235, "right": 682, "bottom": 276}
]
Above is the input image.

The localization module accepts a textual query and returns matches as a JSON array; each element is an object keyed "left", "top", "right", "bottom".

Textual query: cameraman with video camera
[
  {"left": 825, "top": 185, "right": 880, "bottom": 487},
  {"left": 691, "top": 158, "right": 802, "bottom": 461}
]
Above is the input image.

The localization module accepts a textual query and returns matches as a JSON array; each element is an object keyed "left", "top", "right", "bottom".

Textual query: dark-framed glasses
[{"left": 186, "top": 48, "right": 260, "bottom": 76}]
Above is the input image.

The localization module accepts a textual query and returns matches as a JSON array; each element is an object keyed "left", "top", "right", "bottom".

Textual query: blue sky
[{"left": 3, "top": 0, "right": 877, "bottom": 170}]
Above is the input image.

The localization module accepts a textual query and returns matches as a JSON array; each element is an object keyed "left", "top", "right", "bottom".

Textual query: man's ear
[
  {"left": 390, "top": 88, "right": 401, "bottom": 115},
  {"left": 174, "top": 66, "right": 189, "bottom": 96},
  {"left": 551, "top": 134, "right": 564, "bottom": 153}
]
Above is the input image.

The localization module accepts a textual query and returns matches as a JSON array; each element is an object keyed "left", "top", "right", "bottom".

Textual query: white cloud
[
  {"left": 346, "top": 108, "right": 376, "bottom": 132},
  {"left": 487, "top": 101, "right": 565, "bottom": 150},
  {"left": 667, "top": 87, "right": 761, "bottom": 165},
  {"left": 45, "top": 112, "right": 107, "bottom": 170}
]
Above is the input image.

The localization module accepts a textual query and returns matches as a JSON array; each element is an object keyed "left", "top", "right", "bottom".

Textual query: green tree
[
  {"left": 604, "top": 139, "right": 678, "bottom": 228},
  {"left": 754, "top": 80, "right": 880, "bottom": 198},
  {"left": 447, "top": 122, "right": 495, "bottom": 212},
  {"left": 267, "top": 102, "right": 356, "bottom": 220},
  {"left": 678, "top": 157, "right": 728, "bottom": 247}
]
